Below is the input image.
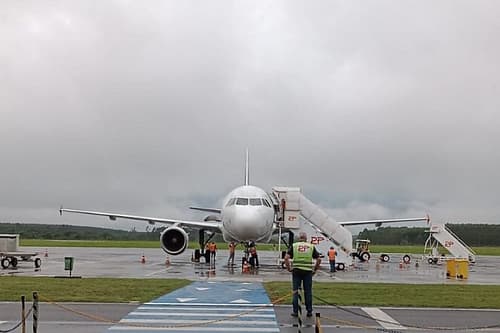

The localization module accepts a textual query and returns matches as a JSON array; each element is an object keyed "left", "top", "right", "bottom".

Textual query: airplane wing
[
  {"left": 338, "top": 215, "right": 430, "bottom": 227},
  {"left": 189, "top": 206, "right": 222, "bottom": 214},
  {"left": 59, "top": 208, "right": 221, "bottom": 230}
]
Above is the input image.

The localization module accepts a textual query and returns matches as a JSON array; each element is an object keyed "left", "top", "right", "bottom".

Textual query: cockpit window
[
  {"left": 226, "top": 198, "right": 236, "bottom": 207},
  {"left": 249, "top": 198, "right": 262, "bottom": 206},
  {"left": 236, "top": 197, "right": 249, "bottom": 205},
  {"left": 262, "top": 198, "right": 271, "bottom": 207}
]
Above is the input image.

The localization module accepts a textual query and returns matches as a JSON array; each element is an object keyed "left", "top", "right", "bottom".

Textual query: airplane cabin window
[
  {"left": 236, "top": 198, "right": 249, "bottom": 205},
  {"left": 249, "top": 198, "right": 262, "bottom": 206}
]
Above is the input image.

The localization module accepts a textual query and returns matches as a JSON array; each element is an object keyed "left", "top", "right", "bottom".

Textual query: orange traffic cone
[
  {"left": 242, "top": 261, "right": 250, "bottom": 273},
  {"left": 44, "top": 249, "right": 48, "bottom": 257},
  {"left": 165, "top": 256, "right": 170, "bottom": 266},
  {"left": 141, "top": 255, "right": 146, "bottom": 264},
  {"left": 399, "top": 259, "right": 403, "bottom": 269}
]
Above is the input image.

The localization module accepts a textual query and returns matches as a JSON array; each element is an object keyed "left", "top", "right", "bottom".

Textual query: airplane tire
[
  {"left": 403, "top": 255, "right": 411, "bottom": 264},
  {"left": 34, "top": 258, "right": 42, "bottom": 268},
  {"left": 380, "top": 254, "right": 390, "bottom": 262},
  {"left": 1, "top": 258, "right": 10, "bottom": 269},
  {"left": 427, "top": 257, "right": 434, "bottom": 264},
  {"left": 336, "top": 263, "right": 345, "bottom": 271},
  {"left": 360, "top": 252, "right": 370, "bottom": 262},
  {"left": 10, "top": 257, "right": 18, "bottom": 268}
]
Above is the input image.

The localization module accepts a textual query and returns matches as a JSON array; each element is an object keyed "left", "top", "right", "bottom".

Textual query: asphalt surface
[
  {"left": 3, "top": 246, "right": 500, "bottom": 284},
  {"left": 2, "top": 247, "right": 500, "bottom": 332},
  {"left": 2, "top": 302, "right": 500, "bottom": 333}
]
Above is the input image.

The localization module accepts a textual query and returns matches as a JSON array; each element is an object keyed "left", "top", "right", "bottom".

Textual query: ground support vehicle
[{"left": 1, "top": 251, "right": 42, "bottom": 269}]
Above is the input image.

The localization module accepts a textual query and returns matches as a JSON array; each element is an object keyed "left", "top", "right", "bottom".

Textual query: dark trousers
[
  {"left": 250, "top": 255, "right": 259, "bottom": 267},
  {"left": 329, "top": 259, "right": 336, "bottom": 272},
  {"left": 292, "top": 269, "right": 313, "bottom": 314}
]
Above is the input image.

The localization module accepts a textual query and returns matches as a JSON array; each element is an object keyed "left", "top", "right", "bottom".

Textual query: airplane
[{"left": 60, "top": 150, "right": 429, "bottom": 260}]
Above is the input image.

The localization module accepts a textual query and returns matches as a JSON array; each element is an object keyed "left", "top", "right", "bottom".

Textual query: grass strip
[
  {"left": 0, "top": 276, "right": 190, "bottom": 303},
  {"left": 265, "top": 281, "right": 500, "bottom": 309},
  {"left": 1, "top": 277, "right": 499, "bottom": 308}
]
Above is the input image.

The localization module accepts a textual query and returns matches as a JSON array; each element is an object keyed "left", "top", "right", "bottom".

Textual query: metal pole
[
  {"left": 315, "top": 313, "right": 322, "bottom": 333},
  {"left": 21, "top": 295, "right": 26, "bottom": 333},
  {"left": 277, "top": 223, "right": 282, "bottom": 266},
  {"left": 32, "top": 291, "right": 38, "bottom": 333}
]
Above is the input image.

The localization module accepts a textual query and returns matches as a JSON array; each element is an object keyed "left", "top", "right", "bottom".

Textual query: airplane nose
[{"left": 237, "top": 209, "right": 268, "bottom": 239}]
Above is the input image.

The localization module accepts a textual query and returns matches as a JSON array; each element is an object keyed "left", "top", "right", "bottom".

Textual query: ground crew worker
[
  {"left": 328, "top": 246, "right": 336, "bottom": 273},
  {"left": 228, "top": 241, "right": 236, "bottom": 266},
  {"left": 209, "top": 241, "right": 217, "bottom": 263},
  {"left": 284, "top": 232, "right": 321, "bottom": 318},
  {"left": 249, "top": 243, "right": 259, "bottom": 268},
  {"left": 204, "top": 243, "right": 211, "bottom": 263}
]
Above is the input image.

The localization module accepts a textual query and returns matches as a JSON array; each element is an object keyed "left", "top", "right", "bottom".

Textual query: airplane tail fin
[{"left": 244, "top": 149, "right": 249, "bottom": 185}]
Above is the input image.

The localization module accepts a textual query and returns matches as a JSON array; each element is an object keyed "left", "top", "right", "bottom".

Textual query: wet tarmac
[
  {"left": 2, "top": 246, "right": 500, "bottom": 285},
  {"left": 2, "top": 247, "right": 500, "bottom": 333}
]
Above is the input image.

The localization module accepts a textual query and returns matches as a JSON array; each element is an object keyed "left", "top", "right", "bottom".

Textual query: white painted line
[
  {"left": 145, "top": 266, "right": 173, "bottom": 277},
  {"left": 138, "top": 306, "right": 274, "bottom": 312},
  {"left": 120, "top": 318, "right": 276, "bottom": 325},
  {"left": 362, "top": 307, "right": 407, "bottom": 330},
  {"left": 196, "top": 287, "right": 210, "bottom": 291},
  {"left": 145, "top": 302, "right": 273, "bottom": 307},
  {"left": 129, "top": 312, "right": 276, "bottom": 318},
  {"left": 231, "top": 299, "right": 250, "bottom": 303},
  {"left": 110, "top": 326, "right": 279, "bottom": 332},
  {"left": 236, "top": 288, "right": 251, "bottom": 291},
  {"left": 176, "top": 298, "right": 197, "bottom": 303}
]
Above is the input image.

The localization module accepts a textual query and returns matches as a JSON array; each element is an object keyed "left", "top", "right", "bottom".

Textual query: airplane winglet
[
  {"left": 59, "top": 205, "right": 63, "bottom": 216},
  {"left": 426, "top": 214, "right": 431, "bottom": 224}
]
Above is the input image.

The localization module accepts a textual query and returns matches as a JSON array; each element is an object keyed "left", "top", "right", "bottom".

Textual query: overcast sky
[{"left": 1, "top": 1, "right": 499, "bottom": 232}]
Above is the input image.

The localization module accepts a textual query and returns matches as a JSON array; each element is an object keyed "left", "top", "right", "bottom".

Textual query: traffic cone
[
  {"left": 243, "top": 261, "right": 250, "bottom": 273},
  {"left": 44, "top": 249, "right": 48, "bottom": 257},
  {"left": 399, "top": 259, "right": 403, "bottom": 269},
  {"left": 165, "top": 256, "right": 170, "bottom": 266},
  {"left": 141, "top": 255, "right": 146, "bottom": 264}
]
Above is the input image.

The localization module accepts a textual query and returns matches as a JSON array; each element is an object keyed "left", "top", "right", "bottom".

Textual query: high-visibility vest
[
  {"left": 292, "top": 242, "right": 314, "bottom": 271},
  {"left": 328, "top": 248, "right": 336, "bottom": 260}
]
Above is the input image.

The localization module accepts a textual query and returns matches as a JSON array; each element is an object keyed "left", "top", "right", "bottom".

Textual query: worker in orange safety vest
[
  {"left": 327, "top": 246, "right": 336, "bottom": 273},
  {"left": 209, "top": 242, "right": 217, "bottom": 263}
]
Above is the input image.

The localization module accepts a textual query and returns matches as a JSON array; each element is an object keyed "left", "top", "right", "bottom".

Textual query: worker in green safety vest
[{"left": 284, "top": 231, "right": 321, "bottom": 318}]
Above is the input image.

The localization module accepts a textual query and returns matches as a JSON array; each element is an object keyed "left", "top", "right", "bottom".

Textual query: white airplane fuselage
[{"left": 219, "top": 185, "right": 275, "bottom": 243}]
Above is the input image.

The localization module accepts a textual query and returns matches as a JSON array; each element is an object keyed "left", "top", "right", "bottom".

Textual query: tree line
[{"left": 1, "top": 222, "right": 499, "bottom": 246}]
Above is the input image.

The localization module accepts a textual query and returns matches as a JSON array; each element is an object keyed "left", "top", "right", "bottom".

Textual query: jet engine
[{"left": 160, "top": 226, "right": 188, "bottom": 255}]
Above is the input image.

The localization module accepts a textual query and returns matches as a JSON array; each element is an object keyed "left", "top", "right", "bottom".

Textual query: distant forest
[
  {"left": 1, "top": 222, "right": 499, "bottom": 246},
  {"left": 0, "top": 223, "right": 162, "bottom": 241}
]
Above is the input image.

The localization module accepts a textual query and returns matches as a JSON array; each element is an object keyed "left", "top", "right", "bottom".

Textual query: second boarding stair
[{"left": 425, "top": 223, "right": 476, "bottom": 263}]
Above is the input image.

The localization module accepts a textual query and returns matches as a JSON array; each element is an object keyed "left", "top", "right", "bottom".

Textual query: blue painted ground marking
[{"left": 107, "top": 281, "right": 279, "bottom": 332}]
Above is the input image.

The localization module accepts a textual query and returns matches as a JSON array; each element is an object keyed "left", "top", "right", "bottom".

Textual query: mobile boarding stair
[
  {"left": 271, "top": 187, "right": 354, "bottom": 270},
  {"left": 424, "top": 223, "right": 476, "bottom": 264}
]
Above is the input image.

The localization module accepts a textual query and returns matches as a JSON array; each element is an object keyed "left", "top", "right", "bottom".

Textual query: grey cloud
[{"left": 1, "top": 1, "right": 499, "bottom": 230}]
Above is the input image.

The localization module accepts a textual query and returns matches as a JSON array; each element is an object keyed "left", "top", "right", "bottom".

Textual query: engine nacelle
[{"left": 160, "top": 226, "right": 188, "bottom": 255}]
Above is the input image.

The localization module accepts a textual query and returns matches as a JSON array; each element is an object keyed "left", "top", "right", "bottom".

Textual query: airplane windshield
[
  {"left": 226, "top": 198, "right": 236, "bottom": 207},
  {"left": 249, "top": 198, "right": 262, "bottom": 206},
  {"left": 236, "top": 198, "right": 249, "bottom": 205},
  {"left": 262, "top": 198, "right": 271, "bottom": 207}
]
